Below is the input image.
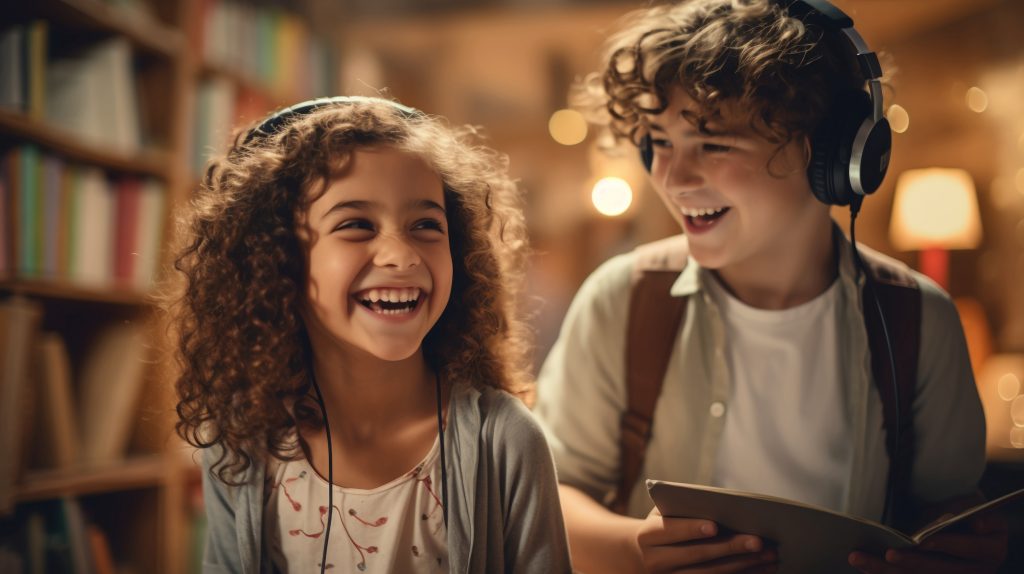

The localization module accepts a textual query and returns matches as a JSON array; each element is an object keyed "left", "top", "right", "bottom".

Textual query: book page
[{"left": 911, "top": 487, "right": 1024, "bottom": 543}]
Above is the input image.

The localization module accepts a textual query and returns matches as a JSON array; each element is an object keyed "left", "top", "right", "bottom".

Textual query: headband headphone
[
  {"left": 242, "top": 95, "right": 424, "bottom": 145},
  {"left": 639, "top": 0, "right": 892, "bottom": 209},
  {"left": 247, "top": 96, "right": 449, "bottom": 574}
]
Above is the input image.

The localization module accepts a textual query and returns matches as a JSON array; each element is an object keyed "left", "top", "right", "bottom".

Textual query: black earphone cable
[
  {"left": 848, "top": 197, "right": 900, "bottom": 526},
  {"left": 309, "top": 369, "right": 449, "bottom": 574},
  {"left": 435, "top": 373, "right": 449, "bottom": 529},
  {"left": 309, "top": 371, "right": 333, "bottom": 574}
]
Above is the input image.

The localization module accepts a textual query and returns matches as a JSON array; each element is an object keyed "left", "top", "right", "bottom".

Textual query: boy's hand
[
  {"left": 848, "top": 513, "right": 1009, "bottom": 574},
  {"left": 636, "top": 507, "right": 779, "bottom": 573}
]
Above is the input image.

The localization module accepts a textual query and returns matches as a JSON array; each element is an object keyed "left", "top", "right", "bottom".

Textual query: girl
[{"left": 166, "top": 96, "right": 572, "bottom": 573}]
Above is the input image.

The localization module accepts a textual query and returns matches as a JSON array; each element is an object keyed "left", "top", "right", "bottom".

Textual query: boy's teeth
[{"left": 682, "top": 206, "right": 727, "bottom": 217}]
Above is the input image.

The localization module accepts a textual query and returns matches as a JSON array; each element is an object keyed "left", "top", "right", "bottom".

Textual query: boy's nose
[
  {"left": 659, "top": 153, "right": 704, "bottom": 194},
  {"left": 373, "top": 233, "right": 421, "bottom": 269}
]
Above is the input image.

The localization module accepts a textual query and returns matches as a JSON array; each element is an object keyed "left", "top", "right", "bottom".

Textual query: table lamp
[{"left": 888, "top": 168, "right": 982, "bottom": 291}]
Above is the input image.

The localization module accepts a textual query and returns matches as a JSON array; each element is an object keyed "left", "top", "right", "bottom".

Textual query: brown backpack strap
[
  {"left": 858, "top": 247, "right": 921, "bottom": 529},
  {"left": 612, "top": 236, "right": 689, "bottom": 515}
]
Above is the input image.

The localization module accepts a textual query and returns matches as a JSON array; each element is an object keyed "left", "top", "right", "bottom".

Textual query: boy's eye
[
  {"left": 702, "top": 143, "right": 732, "bottom": 153},
  {"left": 649, "top": 137, "right": 671, "bottom": 149}
]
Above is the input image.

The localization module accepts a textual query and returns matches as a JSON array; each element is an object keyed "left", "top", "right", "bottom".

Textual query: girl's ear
[{"left": 801, "top": 134, "right": 813, "bottom": 169}]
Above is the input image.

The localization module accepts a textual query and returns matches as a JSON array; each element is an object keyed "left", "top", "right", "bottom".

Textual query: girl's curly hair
[
  {"left": 575, "top": 0, "right": 868, "bottom": 147},
  {"left": 162, "top": 99, "right": 531, "bottom": 483}
]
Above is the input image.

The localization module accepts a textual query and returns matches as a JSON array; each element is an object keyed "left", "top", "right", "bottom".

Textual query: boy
[{"left": 533, "top": 1, "right": 1008, "bottom": 572}]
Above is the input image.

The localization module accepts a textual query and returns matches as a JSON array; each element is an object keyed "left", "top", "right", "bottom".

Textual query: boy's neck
[{"left": 711, "top": 217, "right": 837, "bottom": 310}]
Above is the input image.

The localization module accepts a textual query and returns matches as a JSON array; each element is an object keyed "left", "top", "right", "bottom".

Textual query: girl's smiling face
[{"left": 298, "top": 146, "right": 453, "bottom": 364}]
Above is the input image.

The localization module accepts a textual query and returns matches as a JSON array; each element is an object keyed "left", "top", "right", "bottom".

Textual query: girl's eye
[
  {"left": 649, "top": 137, "right": 671, "bottom": 149},
  {"left": 413, "top": 218, "right": 446, "bottom": 233},
  {"left": 334, "top": 219, "right": 375, "bottom": 233}
]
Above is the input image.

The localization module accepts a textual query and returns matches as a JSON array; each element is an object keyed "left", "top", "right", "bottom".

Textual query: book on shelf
[
  {"left": 647, "top": 479, "right": 1024, "bottom": 574},
  {"left": 0, "top": 295, "right": 42, "bottom": 514},
  {"left": 27, "top": 331, "right": 81, "bottom": 472},
  {"left": 46, "top": 36, "right": 141, "bottom": 154},
  {"left": 78, "top": 321, "right": 148, "bottom": 466},
  {"left": 0, "top": 21, "right": 48, "bottom": 117},
  {"left": 0, "top": 146, "right": 167, "bottom": 290},
  {"left": 0, "top": 155, "right": 8, "bottom": 276},
  {"left": 0, "top": 26, "right": 24, "bottom": 112},
  {"left": 15, "top": 497, "right": 96, "bottom": 574}
]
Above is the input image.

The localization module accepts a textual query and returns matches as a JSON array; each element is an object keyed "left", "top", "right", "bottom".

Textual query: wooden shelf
[
  {"left": 0, "top": 109, "right": 171, "bottom": 178},
  {"left": 0, "top": 278, "right": 151, "bottom": 306},
  {"left": 16, "top": 455, "right": 170, "bottom": 502},
  {"left": 14, "top": 0, "right": 184, "bottom": 58}
]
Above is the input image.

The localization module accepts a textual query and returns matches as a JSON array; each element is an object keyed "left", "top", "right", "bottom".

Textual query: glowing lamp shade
[{"left": 889, "top": 168, "right": 982, "bottom": 251}]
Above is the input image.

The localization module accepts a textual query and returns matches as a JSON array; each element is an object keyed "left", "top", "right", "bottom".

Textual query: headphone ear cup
[
  {"left": 639, "top": 135, "right": 654, "bottom": 173},
  {"left": 806, "top": 90, "right": 874, "bottom": 206}
]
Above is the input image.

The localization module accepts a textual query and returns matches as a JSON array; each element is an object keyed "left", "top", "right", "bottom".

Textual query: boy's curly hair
[
  {"left": 162, "top": 100, "right": 531, "bottom": 482},
  {"left": 576, "top": 0, "right": 867, "bottom": 146}
]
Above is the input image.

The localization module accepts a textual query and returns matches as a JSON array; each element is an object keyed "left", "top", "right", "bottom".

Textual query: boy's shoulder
[{"left": 576, "top": 234, "right": 691, "bottom": 304}]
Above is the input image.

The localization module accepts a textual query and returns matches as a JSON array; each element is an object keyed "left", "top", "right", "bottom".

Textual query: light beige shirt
[{"left": 534, "top": 229, "right": 985, "bottom": 521}]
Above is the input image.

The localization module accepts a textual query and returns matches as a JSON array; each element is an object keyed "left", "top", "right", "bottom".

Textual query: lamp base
[{"left": 919, "top": 247, "right": 949, "bottom": 291}]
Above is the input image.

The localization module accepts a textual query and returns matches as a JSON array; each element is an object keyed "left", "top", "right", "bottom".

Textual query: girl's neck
[
  {"left": 309, "top": 347, "right": 438, "bottom": 441},
  {"left": 713, "top": 216, "right": 837, "bottom": 310}
]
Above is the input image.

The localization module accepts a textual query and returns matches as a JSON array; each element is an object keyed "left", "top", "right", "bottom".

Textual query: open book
[{"left": 647, "top": 479, "right": 1024, "bottom": 574}]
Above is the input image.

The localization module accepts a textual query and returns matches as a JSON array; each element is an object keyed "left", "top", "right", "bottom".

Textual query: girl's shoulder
[{"left": 455, "top": 384, "right": 548, "bottom": 453}]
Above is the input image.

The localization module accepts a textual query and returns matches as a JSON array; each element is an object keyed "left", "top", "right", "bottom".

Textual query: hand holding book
[{"left": 646, "top": 480, "right": 1023, "bottom": 574}]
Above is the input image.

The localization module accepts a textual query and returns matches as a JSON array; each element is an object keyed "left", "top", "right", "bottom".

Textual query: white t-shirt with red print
[{"left": 264, "top": 439, "right": 447, "bottom": 573}]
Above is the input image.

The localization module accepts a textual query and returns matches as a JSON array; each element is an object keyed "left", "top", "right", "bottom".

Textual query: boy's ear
[{"left": 801, "top": 135, "right": 813, "bottom": 169}]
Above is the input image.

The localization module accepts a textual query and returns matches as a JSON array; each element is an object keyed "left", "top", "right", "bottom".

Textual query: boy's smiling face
[
  {"left": 298, "top": 147, "right": 453, "bottom": 364},
  {"left": 647, "top": 87, "right": 831, "bottom": 274}
]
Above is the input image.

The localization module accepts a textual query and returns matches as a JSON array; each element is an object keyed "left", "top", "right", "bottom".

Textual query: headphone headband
[
  {"left": 243, "top": 96, "right": 423, "bottom": 145},
  {"left": 786, "top": 0, "right": 884, "bottom": 123}
]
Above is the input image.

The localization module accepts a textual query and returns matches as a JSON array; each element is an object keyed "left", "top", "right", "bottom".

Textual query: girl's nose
[{"left": 373, "top": 233, "right": 421, "bottom": 270}]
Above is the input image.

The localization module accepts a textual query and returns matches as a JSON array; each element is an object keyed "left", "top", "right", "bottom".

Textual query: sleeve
[
  {"left": 490, "top": 397, "right": 573, "bottom": 574},
  {"left": 910, "top": 276, "right": 987, "bottom": 505},
  {"left": 200, "top": 446, "right": 242, "bottom": 574},
  {"left": 532, "top": 253, "right": 633, "bottom": 502}
]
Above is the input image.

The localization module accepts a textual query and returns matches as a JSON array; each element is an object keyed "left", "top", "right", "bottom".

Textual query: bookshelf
[{"left": 1, "top": 0, "right": 334, "bottom": 572}]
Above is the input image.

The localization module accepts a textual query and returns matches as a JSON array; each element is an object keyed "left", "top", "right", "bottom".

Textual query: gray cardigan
[{"left": 200, "top": 384, "right": 573, "bottom": 573}]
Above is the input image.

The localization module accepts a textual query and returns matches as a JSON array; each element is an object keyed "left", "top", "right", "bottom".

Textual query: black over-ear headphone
[
  {"left": 246, "top": 96, "right": 450, "bottom": 574},
  {"left": 639, "top": 0, "right": 892, "bottom": 209},
  {"left": 243, "top": 95, "right": 423, "bottom": 144}
]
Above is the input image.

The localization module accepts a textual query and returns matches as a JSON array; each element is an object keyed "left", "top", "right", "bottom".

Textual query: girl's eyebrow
[{"left": 321, "top": 198, "right": 446, "bottom": 220}]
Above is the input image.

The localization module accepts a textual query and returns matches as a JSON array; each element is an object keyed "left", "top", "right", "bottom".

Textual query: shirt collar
[{"left": 667, "top": 220, "right": 862, "bottom": 299}]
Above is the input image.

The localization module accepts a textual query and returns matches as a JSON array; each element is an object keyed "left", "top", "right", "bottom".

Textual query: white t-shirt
[
  {"left": 707, "top": 274, "right": 852, "bottom": 512},
  {"left": 264, "top": 439, "right": 448, "bottom": 573}
]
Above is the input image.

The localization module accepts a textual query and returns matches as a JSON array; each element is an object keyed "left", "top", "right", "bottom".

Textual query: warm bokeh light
[
  {"left": 1016, "top": 168, "right": 1024, "bottom": 195},
  {"left": 1019, "top": 132, "right": 1024, "bottom": 154},
  {"left": 889, "top": 168, "right": 982, "bottom": 250},
  {"left": 999, "top": 373, "right": 1022, "bottom": 401},
  {"left": 966, "top": 86, "right": 988, "bottom": 112},
  {"left": 1012, "top": 427, "right": 1024, "bottom": 449},
  {"left": 886, "top": 104, "right": 909, "bottom": 133},
  {"left": 548, "top": 109, "right": 588, "bottom": 146},
  {"left": 1013, "top": 395, "right": 1024, "bottom": 427},
  {"left": 591, "top": 177, "right": 633, "bottom": 216}
]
